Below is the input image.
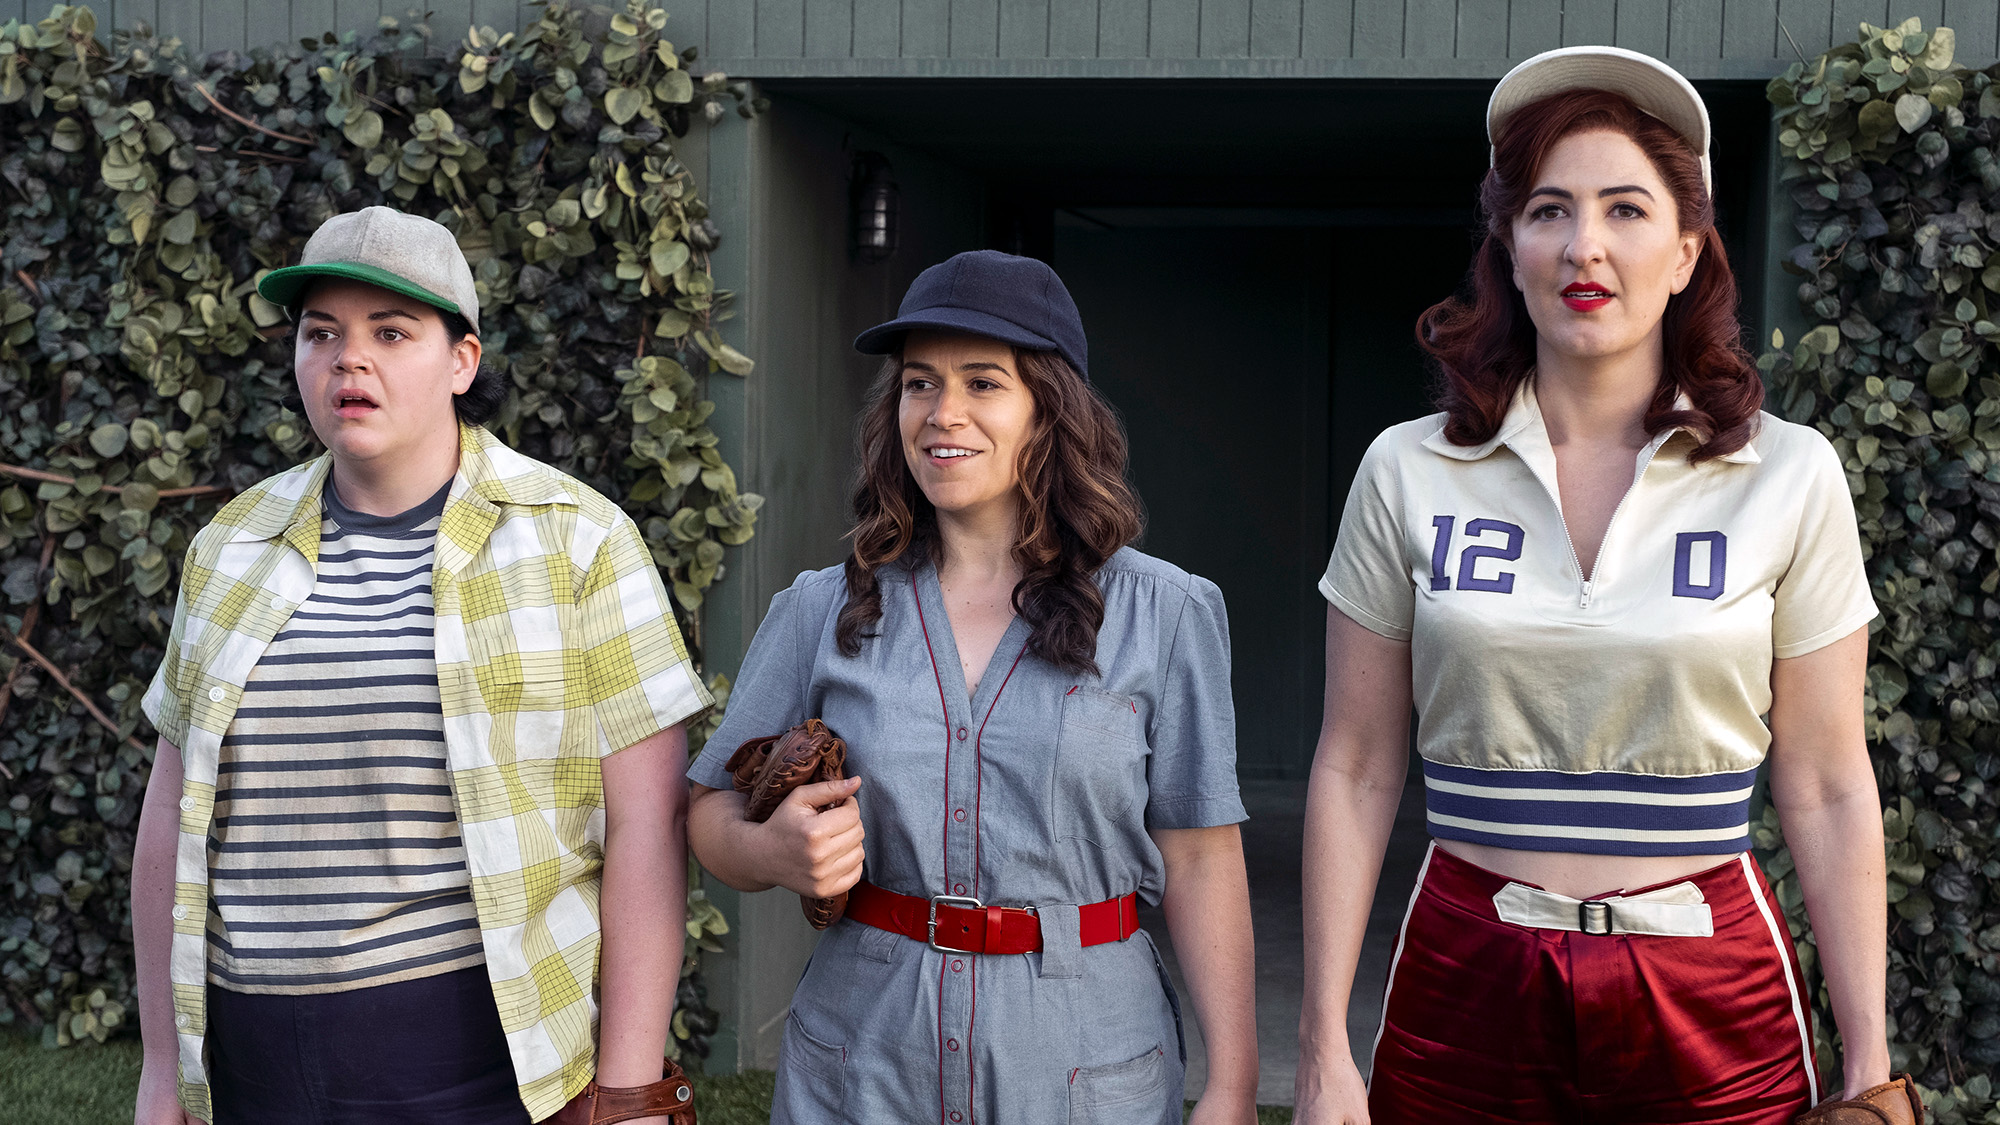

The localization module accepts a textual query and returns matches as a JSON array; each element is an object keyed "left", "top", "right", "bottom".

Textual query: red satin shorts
[{"left": 1368, "top": 844, "right": 1819, "bottom": 1125}]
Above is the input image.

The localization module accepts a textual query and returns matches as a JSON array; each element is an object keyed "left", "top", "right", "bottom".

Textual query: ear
[
  {"left": 1669, "top": 230, "right": 1703, "bottom": 295},
  {"left": 1503, "top": 233, "right": 1526, "bottom": 294},
  {"left": 450, "top": 333, "right": 482, "bottom": 396}
]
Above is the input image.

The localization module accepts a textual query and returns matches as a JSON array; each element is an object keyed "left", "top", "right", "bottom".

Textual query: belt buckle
[
  {"left": 1578, "top": 900, "right": 1613, "bottom": 935},
  {"left": 927, "top": 893, "right": 984, "bottom": 952}
]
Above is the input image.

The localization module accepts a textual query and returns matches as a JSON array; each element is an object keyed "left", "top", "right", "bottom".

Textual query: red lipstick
[{"left": 1562, "top": 282, "right": 1613, "bottom": 312}]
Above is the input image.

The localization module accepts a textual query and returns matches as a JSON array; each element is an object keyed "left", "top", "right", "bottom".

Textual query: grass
[{"left": 0, "top": 1034, "right": 1292, "bottom": 1123}]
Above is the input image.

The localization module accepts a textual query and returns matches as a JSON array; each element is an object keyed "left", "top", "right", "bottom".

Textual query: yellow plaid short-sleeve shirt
[{"left": 142, "top": 423, "right": 712, "bottom": 1122}]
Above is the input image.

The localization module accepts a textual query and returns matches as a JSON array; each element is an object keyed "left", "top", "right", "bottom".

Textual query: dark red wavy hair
[{"left": 1418, "top": 89, "right": 1762, "bottom": 461}]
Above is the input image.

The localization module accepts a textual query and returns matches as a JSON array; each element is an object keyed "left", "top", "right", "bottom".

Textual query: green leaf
[
  {"left": 654, "top": 308, "right": 691, "bottom": 338},
  {"left": 604, "top": 86, "right": 644, "bottom": 125},
  {"left": 1896, "top": 91, "right": 1934, "bottom": 131},
  {"left": 650, "top": 239, "right": 690, "bottom": 276},
  {"left": 160, "top": 209, "right": 197, "bottom": 246},
  {"left": 1802, "top": 325, "right": 1843, "bottom": 355},
  {"left": 1921, "top": 25, "right": 1955, "bottom": 69},
  {"left": 118, "top": 483, "right": 159, "bottom": 513},
  {"left": 1927, "top": 363, "right": 1968, "bottom": 398},
  {"left": 50, "top": 117, "right": 83, "bottom": 152},
  {"left": 342, "top": 109, "right": 383, "bottom": 147},
  {"left": 658, "top": 69, "right": 693, "bottom": 105},
  {"left": 1858, "top": 97, "right": 1899, "bottom": 139},
  {"left": 529, "top": 96, "right": 556, "bottom": 131},
  {"left": 88, "top": 424, "right": 127, "bottom": 458}
]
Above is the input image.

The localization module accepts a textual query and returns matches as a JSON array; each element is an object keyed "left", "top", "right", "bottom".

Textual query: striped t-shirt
[{"left": 206, "top": 477, "right": 485, "bottom": 993}]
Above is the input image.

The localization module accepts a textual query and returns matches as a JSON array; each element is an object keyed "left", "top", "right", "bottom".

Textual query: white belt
[{"left": 1491, "top": 880, "right": 1714, "bottom": 938}]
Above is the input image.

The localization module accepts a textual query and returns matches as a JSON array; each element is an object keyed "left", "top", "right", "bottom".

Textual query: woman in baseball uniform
[
  {"left": 1294, "top": 48, "right": 1892, "bottom": 1124},
  {"left": 686, "top": 250, "right": 1260, "bottom": 1124}
]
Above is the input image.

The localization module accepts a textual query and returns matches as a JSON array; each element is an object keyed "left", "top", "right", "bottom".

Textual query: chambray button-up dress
[{"left": 688, "top": 548, "right": 1245, "bottom": 1125}]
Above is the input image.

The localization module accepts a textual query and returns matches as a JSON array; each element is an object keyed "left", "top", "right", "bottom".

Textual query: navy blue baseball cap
[{"left": 853, "top": 250, "right": 1088, "bottom": 377}]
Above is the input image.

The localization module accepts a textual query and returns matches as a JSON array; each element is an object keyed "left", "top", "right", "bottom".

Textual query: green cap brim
[{"left": 257, "top": 262, "right": 462, "bottom": 318}]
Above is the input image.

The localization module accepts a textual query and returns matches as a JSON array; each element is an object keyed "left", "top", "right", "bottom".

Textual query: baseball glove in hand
[
  {"left": 724, "top": 719, "right": 851, "bottom": 929},
  {"left": 1794, "top": 1075, "right": 1924, "bottom": 1125}
]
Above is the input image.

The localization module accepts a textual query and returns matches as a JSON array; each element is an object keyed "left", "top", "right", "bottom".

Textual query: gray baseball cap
[{"left": 259, "top": 206, "right": 481, "bottom": 335}]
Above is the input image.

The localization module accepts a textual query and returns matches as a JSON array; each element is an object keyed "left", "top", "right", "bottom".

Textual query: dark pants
[{"left": 207, "top": 966, "right": 532, "bottom": 1125}]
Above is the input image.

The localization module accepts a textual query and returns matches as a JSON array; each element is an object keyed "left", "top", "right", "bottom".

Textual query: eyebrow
[
  {"left": 899, "top": 360, "right": 1011, "bottom": 375},
  {"left": 298, "top": 308, "right": 425, "bottom": 324},
  {"left": 1529, "top": 185, "right": 1657, "bottom": 200}
]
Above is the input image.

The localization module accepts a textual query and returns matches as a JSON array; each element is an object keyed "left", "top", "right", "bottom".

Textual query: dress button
[
  {"left": 956, "top": 727, "right": 966, "bottom": 741},
  {"left": 946, "top": 1038, "right": 959, "bottom": 1052},
  {"left": 953, "top": 883, "right": 966, "bottom": 895},
  {"left": 171, "top": 905, "right": 187, "bottom": 921},
  {"left": 207, "top": 686, "right": 226, "bottom": 703},
  {"left": 950, "top": 1114, "right": 962, "bottom": 1123},
  {"left": 174, "top": 1013, "right": 190, "bottom": 1029},
  {"left": 269, "top": 594, "right": 285, "bottom": 609},
  {"left": 178, "top": 796, "right": 196, "bottom": 811},
  {"left": 950, "top": 959, "right": 963, "bottom": 973},
  {"left": 953, "top": 808, "right": 966, "bottom": 823}
]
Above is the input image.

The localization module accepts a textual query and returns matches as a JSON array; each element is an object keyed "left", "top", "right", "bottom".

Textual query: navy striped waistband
[{"left": 1420, "top": 760, "right": 1758, "bottom": 858}]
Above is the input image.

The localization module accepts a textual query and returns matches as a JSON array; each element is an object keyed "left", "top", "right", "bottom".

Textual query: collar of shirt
[
  {"left": 221, "top": 423, "right": 576, "bottom": 572},
  {"left": 1419, "top": 378, "right": 1763, "bottom": 469}
]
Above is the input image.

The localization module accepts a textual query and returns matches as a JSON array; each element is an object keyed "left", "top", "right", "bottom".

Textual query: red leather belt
[{"left": 846, "top": 880, "right": 1140, "bottom": 955}]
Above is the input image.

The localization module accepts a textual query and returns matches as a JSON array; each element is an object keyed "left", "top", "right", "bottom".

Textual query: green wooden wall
[{"left": 29, "top": 0, "right": 2000, "bottom": 74}]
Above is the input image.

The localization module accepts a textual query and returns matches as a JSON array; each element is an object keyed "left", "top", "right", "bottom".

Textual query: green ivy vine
[{"left": 0, "top": 0, "right": 759, "bottom": 1064}]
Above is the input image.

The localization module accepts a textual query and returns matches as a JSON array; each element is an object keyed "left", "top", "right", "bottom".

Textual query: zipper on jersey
[{"left": 1532, "top": 439, "right": 1668, "bottom": 609}]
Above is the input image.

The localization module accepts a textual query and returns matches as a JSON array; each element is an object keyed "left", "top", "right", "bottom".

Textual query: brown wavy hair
[
  {"left": 835, "top": 346, "right": 1142, "bottom": 675},
  {"left": 1418, "top": 88, "right": 1762, "bottom": 462}
]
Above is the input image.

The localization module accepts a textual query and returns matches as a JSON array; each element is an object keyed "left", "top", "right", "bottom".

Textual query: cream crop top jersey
[{"left": 1321, "top": 382, "right": 1879, "bottom": 857}]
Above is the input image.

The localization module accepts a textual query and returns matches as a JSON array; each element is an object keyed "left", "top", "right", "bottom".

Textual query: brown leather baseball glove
[
  {"left": 724, "top": 718, "right": 851, "bottom": 929},
  {"left": 1795, "top": 1075, "right": 1924, "bottom": 1125},
  {"left": 547, "top": 1058, "right": 696, "bottom": 1125}
]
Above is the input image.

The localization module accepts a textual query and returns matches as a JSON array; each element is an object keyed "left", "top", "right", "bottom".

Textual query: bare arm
[
  {"left": 1154, "top": 824, "right": 1258, "bottom": 1125},
  {"left": 686, "top": 777, "right": 864, "bottom": 897},
  {"left": 595, "top": 724, "right": 688, "bottom": 1094},
  {"left": 132, "top": 739, "right": 201, "bottom": 1124},
  {"left": 1294, "top": 606, "right": 1413, "bottom": 1125},
  {"left": 1767, "top": 627, "right": 1890, "bottom": 1097}
]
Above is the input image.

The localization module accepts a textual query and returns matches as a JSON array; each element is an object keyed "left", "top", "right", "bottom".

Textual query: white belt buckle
[{"left": 1578, "top": 900, "right": 1613, "bottom": 935}]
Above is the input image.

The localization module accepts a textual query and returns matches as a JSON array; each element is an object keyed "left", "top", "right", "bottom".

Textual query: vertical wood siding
[
  {"left": 670, "top": 0, "right": 2000, "bottom": 73},
  {"left": 29, "top": 0, "right": 2000, "bottom": 72}
]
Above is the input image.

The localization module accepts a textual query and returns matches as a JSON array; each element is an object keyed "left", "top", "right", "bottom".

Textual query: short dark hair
[{"left": 438, "top": 310, "right": 506, "bottom": 425}]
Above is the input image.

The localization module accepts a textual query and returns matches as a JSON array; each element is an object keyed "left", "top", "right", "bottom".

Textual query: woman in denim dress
[{"left": 687, "top": 251, "right": 1260, "bottom": 1124}]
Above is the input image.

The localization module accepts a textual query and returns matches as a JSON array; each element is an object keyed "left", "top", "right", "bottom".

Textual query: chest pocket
[
  {"left": 471, "top": 628, "right": 578, "bottom": 714},
  {"left": 1052, "top": 686, "right": 1147, "bottom": 848}
]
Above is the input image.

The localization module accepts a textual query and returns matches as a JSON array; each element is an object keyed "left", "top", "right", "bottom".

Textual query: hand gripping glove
[
  {"left": 548, "top": 1058, "right": 696, "bottom": 1125},
  {"left": 723, "top": 718, "right": 851, "bottom": 929},
  {"left": 1795, "top": 1075, "right": 1924, "bottom": 1125}
]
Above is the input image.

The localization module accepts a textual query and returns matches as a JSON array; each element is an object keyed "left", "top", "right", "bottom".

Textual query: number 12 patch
[{"left": 1427, "top": 517, "right": 1730, "bottom": 599}]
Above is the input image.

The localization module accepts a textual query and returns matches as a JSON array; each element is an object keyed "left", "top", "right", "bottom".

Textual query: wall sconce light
[{"left": 851, "top": 152, "right": 898, "bottom": 264}]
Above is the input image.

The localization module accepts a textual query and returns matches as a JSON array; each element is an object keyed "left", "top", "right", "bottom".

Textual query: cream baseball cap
[
  {"left": 259, "top": 206, "right": 480, "bottom": 335},
  {"left": 1486, "top": 45, "right": 1712, "bottom": 195}
]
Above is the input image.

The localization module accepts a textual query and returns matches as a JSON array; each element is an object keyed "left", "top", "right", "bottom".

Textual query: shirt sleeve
[
  {"left": 1319, "top": 429, "right": 1414, "bottom": 641},
  {"left": 579, "top": 515, "right": 713, "bottom": 756},
  {"left": 1771, "top": 434, "right": 1879, "bottom": 659},
  {"left": 140, "top": 540, "right": 196, "bottom": 744},
  {"left": 685, "top": 576, "right": 819, "bottom": 790},
  {"left": 1144, "top": 576, "right": 1248, "bottom": 830}
]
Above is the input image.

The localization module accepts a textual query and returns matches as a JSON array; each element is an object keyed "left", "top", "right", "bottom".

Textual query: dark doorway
[{"left": 1054, "top": 215, "right": 1468, "bottom": 778}]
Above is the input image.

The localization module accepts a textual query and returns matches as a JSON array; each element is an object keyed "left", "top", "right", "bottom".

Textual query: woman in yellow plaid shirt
[{"left": 130, "top": 208, "right": 709, "bottom": 1125}]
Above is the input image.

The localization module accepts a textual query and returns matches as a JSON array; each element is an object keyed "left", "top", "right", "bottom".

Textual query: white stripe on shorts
[
  {"left": 1738, "top": 853, "right": 1819, "bottom": 1105},
  {"left": 1367, "top": 841, "right": 1437, "bottom": 1086}
]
